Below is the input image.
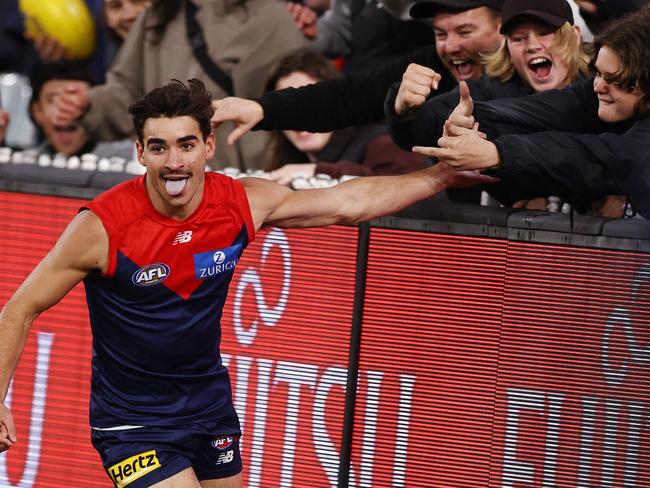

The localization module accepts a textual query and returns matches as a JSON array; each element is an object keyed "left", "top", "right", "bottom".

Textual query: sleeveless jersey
[{"left": 83, "top": 173, "right": 255, "bottom": 430}]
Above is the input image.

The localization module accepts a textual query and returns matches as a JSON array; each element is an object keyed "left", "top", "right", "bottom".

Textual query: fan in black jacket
[{"left": 413, "top": 9, "right": 650, "bottom": 217}]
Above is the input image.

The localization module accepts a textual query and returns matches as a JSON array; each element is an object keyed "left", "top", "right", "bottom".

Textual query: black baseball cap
[
  {"left": 500, "top": 0, "right": 574, "bottom": 34},
  {"left": 409, "top": 0, "right": 504, "bottom": 19}
]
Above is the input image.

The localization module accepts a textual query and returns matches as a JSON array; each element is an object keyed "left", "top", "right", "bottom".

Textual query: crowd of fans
[{"left": 0, "top": 0, "right": 649, "bottom": 219}]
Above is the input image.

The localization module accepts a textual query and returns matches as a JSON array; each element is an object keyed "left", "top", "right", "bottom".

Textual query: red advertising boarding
[
  {"left": 491, "top": 243, "right": 650, "bottom": 488},
  {"left": 359, "top": 229, "right": 650, "bottom": 487},
  {"left": 357, "top": 228, "right": 509, "bottom": 487}
]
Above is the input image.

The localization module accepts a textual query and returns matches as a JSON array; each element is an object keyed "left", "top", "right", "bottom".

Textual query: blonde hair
[{"left": 484, "top": 22, "right": 590, "bottom": 86}]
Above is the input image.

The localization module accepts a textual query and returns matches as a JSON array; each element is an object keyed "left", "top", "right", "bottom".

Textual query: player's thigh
[
  {"left": 200, "top": 472, "right": 242, "bottom": 488},
  {"left": 149, "top": 467, "right": 202, "bottom": 487}
]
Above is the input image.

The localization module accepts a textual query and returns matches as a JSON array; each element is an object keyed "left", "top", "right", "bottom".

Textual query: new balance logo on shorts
[
  {"left": 216, "top": 450, "right": 234, "bottom": 465},
  {"left": 108, "top": 450, "right": 161, "bottom": 487},
  {"left": 172, "top": 230, "right": 193, "bottom": 245}
]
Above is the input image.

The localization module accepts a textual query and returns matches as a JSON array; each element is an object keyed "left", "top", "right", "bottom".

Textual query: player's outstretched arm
[
  {"left": 242, "top": 164, "right": 496, "bottom": 230},
  {"left": 0, "top": 210, "right": 107, "bottom": 452}
]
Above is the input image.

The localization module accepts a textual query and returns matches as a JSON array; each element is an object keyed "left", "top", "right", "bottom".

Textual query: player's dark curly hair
[
  {"left": 591, "top": 8, "right": 650, "bottom": 116},
  {"left": 128, "top": 79, "right": 214, "bottom": 143}
]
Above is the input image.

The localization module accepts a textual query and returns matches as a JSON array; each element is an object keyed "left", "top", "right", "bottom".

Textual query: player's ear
[
  {"left": 205, "top": 132, "right": 216, "bottom": 160},
  {"left": 136, "top": 140, "right": 145, "bottom": 167}
]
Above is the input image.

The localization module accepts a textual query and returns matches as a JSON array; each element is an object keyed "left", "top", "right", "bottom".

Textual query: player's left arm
[
  {"left": 0, "top": 211, "right": 107, "bottom": 451},
  {"left": 242, "top": 163, "right": 495, "bottom": 230}
]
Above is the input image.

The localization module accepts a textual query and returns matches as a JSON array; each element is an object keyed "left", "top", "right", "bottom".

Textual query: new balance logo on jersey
[{"left": 173, "top": 230, "right": 193, "bottom": 245}]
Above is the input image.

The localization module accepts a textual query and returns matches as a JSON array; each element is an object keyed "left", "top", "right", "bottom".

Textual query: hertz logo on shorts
[{"left": 108, "top": 450, "right": 161, "bottom": 487}]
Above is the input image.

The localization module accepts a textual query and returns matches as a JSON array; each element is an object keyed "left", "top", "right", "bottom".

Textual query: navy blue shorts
[{"left": 91, "top": 424, "right": 242, "bottom": 487}]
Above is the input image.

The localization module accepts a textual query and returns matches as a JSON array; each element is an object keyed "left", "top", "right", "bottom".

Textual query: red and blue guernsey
[{"left": 82, "top": 172, "right": 255, "bottom": 432}]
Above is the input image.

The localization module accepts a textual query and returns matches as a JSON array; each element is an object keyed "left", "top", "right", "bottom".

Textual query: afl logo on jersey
[{"left": 132, "top": 263, "right": 170, "bottom": 287}]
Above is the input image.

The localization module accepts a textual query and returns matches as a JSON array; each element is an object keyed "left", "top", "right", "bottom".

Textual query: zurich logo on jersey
[
  {"left": 132, "top": 263, "right": 170, "bottom": 286},
  {"left": 194, "top": 244, "right": 243, "bottom": 279}
]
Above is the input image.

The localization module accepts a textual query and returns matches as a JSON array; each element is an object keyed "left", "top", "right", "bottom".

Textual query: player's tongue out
[{"left": 165, "top": 177, "right": 188, "bottom": 196}]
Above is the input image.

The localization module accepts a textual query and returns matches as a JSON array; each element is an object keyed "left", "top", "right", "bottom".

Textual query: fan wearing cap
[
  {"left": 409, "top": 0, "right": 504, "bottom": 82},
  {"left": 488, "top": 0, "right": 587, "bottom": 92},
  {"left": 386, "top": 0, "right": 589, "bottom": 151},
  {"left": 391, "top": 0, "right": 504, "bottom": 119}
]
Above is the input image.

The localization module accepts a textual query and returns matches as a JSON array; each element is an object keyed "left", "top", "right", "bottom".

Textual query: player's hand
[
  {"left": 394, "top": 63, "right": 441, "bottom": 115},
  {"left": 286, "top": 2, "right": 318, "bottom": 39},
  {"left": 0, "top": 110, "right": 10, "bottom": 145},
  {"left": 413, "top": 131, "right": 500, "bottom": 171},
  {"left": 0, "top": 403, "right": 17, "bottom": 453},
  {"left": 50, "top": 81, "right": 91, "bottom": 126},
  {"left": 435, "top": 162, "right": 498, "bottom": 189},
  {"left": 211, "top": 97, "right": 264, "bottom": 145},
  {"left": 269, "top": 163, "right": 316, "bottom": 186}
]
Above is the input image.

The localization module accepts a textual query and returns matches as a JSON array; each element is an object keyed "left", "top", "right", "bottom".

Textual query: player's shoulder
[
  {"left": 205, "top": 171, "right": 247, "bottom": 198},
  {"left": 91, "top": 176, "right": 142, "bottom": 205},
  {"left": 239, "top": 176, "right": 292, "bottom": 209},
  {"left": 87, "top": 176, "right": 148, "bottom": 224},
  {"left": 73, "top": 209, "right": 109, "bottom": 240},
  {"left": 238, "top": 175, "right": 287, "bottom": 193},
  {"left": 205, "top": 171, "right": 235, "bottom": 185},
  {"left": 54, "top": 209, "right": 109, "bottom": 273},
  {"left": 238, "top": 175, "right": 269, "bottom": 188}
]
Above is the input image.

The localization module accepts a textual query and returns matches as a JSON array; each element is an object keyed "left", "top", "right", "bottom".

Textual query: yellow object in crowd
[{"left": 19, "top": 0, "right": 96, "bottom": 60}]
